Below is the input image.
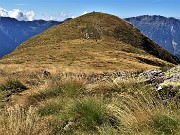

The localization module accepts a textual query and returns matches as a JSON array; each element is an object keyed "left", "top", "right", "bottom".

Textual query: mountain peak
[{"left": 1, "top": 12, "right": 179, "bottom": 71}]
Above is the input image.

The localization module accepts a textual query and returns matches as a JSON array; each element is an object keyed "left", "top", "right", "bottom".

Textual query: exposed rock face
[
  {"left": 125, "top": 15, "right": 180, "bottom": 57},
  {"left": 157, "top": 74, "right": 180, "bottom": 100}
]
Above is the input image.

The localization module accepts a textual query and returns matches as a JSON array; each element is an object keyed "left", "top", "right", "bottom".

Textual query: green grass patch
[
  {"left": 28, "top": 80, "right": 85, "bottom": 106},
  {"left": 152, "top": 112, "right": 180, "bottom": 135},
  {"left": 0, "top": 80, "right": 27, "bottom": 93},
  {"left": 70, "top": 97, "right": 106, "bottom": 130},
  {"left": 52, "top": 97, "right": 111, "bottom": 134},
  {"left": 38, "top": 99, "right": 65, "bottom": 116}
]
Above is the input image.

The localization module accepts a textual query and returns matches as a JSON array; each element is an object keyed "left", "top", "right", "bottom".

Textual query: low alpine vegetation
[
  {"left": 0, "top": 80, "right": 27, "bottom": 93},
  {"left": 0, "top": 80, "right": 27, "bottom": 107},
  {"left": 0, "top": 69, "right": 179, "bottom": 135}
]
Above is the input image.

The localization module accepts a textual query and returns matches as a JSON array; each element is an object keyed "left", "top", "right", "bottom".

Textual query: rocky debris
[
  {"left": 63, "top": 121, "right": 74, "bottom": 131},
  {"left": 56, "top": 71, "right": 130, "bottom": 83},
  {"left": 139, "top": 69, "right": 165, "bottom": 88},
  {"left": 165, "top": 73, "right": 180, "bottom": 83},
  {"left": 157, "top": 85, "right": 179, "bottom": 100},
  {"left": 139, "top": 68, "right": 180, "bottom": 100},
  {"left": 85, "top": 33, "right": 90, "bottom": 39},
  {"left": 42, "top": 70, "right": 51, "bottom": 78},
  {"left": 158, "top": 73, "right": 180, "bottom": 100},
  {"left": 165, "top": 65, "right": 180, "bottom": 78}
]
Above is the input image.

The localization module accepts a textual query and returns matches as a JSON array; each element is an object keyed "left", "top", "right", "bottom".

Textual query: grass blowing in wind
[{"left": 0, "top": 70, "right": 179, "bottom": 135}]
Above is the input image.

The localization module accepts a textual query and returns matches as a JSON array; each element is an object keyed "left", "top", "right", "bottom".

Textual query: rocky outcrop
[
  {"left": 139, "top": 70, "right": 165, "bottom": 88},
  {"left": 139, "top": 67, "right": 180, "bottom": 100}
]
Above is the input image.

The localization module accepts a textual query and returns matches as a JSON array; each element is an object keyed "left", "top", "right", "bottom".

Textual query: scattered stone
[
  {"left": 139, "top": 68, "right": 180, "bottom": 100},
  {"left": 42, "top": 70, "right": 51, "bottom": 78},
  {"left": 63, "top": 121, "right": 74, "bottom": 131},
  {"left": 139, "top": 69, "right": 165, "bottom": 87},
  {"left": 158, "top": 73, "right": 180, "bottom": 100},
  {"left": 157, "top": 85, "right": 179, "bottom": 100}
]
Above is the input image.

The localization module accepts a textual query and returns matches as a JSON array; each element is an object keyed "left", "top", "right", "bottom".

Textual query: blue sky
[{"left": 0, "top": 0, "right": 179, "bottom": 21}]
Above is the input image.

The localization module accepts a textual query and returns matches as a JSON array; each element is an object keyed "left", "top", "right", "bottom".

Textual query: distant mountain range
[
  {"left": 0, "top": 17, "right": 61, "bottom": 58},
  {"left": 125, "top": 15, "right": 180, "bottom": 57}
]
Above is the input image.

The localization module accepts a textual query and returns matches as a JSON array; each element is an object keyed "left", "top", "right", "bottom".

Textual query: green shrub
[{"left": 27, "top": 80, "right": 85, "bottom": 106}]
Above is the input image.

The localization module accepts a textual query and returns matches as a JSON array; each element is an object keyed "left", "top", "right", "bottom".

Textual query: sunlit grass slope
[{"left": 1, "top": 12, "right": 179, "bottom": 72}]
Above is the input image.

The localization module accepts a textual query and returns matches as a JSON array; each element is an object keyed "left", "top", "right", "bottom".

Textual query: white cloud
[
  {"left": 82, "top": 11, "right": 89, "bottom": 15},
  {"left": 36, "top": 12, "right": 74, "bottom": 21},
  {"left": 0, "top": 7, "right": 35, "bottom": 21},
  {"left": 0, "top": 7, "right": 74, "bottom": 21},
  {"left": 50, "top": 12, "right": 74, "bottom": 21},
  {"left": 0, "top": 8, "right": 8, "bottom": 17}
]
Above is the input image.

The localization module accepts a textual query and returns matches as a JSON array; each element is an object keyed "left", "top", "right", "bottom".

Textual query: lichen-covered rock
[
  {"left": 157, "top": 85, "right": 180, "bottom": 100},
  {"left": 138, "top": 69, "right": 165, "bottom": 87},
  {"left": 165, "top": 65, "right": 180, "bottom": 78},
  {"left": 158, "top": 73, "right": 180, "bottom": 100},
  {"left": 139, "top": 68, "right": 180, "bottom": 100}
]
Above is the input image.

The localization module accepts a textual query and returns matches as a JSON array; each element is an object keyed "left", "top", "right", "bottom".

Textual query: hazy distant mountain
[
  {"left": 125, "top": 15, "right": 180, "bottom": 57},
  {"left": 0, "top": 17, "right": 61, "bottom": 58}
]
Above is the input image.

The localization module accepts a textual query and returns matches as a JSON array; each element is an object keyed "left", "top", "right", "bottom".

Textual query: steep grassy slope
[{"left": 1, "top": 12, "right": 179, "bottom": 72}]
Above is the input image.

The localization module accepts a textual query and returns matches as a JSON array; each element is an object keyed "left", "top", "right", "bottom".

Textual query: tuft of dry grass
[
  {"left": 1, "top": 104, "right": 54, "bottom": 135},
  {"left": 1, "top": 105, "right": 38, "bottom": 135},
  {"left": 105, "top": 79, "right": 180, "bottom": 135}
]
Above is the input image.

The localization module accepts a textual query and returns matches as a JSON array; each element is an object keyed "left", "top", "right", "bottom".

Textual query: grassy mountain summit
[{"left": 1, "top": 12, "right": 179, "bottom": 72}]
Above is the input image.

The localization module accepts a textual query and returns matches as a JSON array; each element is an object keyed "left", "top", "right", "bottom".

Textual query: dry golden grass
[
  {"left": 0, "top": 39, "right": 174, "bottom": 72},
  {"left": 1, "top": 105, "right": 53, "bottom": 135},
  {"left": 0, "top": 69, "right": 179, "bottom": 135},
  {"left": 1, "top": 12, "right": 177, "bottom": 72}
]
